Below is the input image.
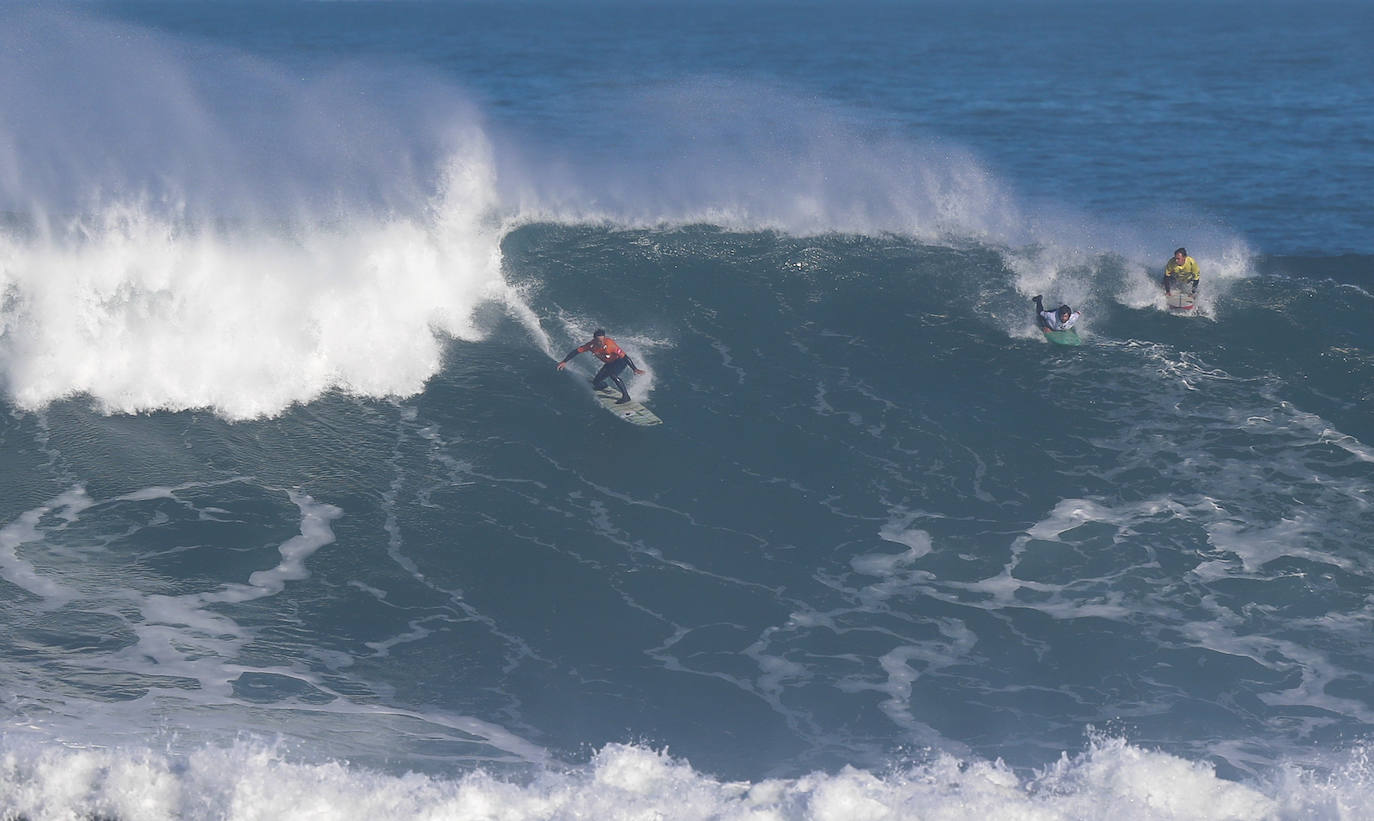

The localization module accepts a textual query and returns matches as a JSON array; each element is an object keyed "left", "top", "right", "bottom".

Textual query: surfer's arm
[
  {"left": 556, "top": 345, "right": 588, "bottom": 369},
  {"left": 622, "top": 355, "right": 645, "bottom": 375}
]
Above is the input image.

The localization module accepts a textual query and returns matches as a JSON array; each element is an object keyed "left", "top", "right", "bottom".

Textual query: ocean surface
[{"left": 2, "top": 1, "right": 1373, "bottom": 818}]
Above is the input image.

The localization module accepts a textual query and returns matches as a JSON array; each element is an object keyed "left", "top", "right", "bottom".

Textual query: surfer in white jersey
[{"left": 1033, "top": 295, "right": 1080, "bottom": 331}]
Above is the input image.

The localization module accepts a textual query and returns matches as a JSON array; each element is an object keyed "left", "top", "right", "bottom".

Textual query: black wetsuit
[{"left": 592, "top": 356, "right": 637, "bottom": 398}]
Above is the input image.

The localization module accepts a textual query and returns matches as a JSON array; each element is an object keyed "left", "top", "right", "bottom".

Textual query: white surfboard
[
  {"left": 594, "top": 387, "right": 662, "bottom": 426},
  {"left": 1165, "top": 290, "right": 1197, "bottom": 312}
]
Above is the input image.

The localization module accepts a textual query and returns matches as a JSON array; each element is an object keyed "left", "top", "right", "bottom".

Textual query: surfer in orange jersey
[{"left": 557, "top": 329, "right": 646, "bottom": 404}]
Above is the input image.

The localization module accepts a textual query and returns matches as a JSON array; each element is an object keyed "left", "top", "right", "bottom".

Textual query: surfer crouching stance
[
  {"left": 1033, "top": 295, "right": 1080, "bottom": 332},
  {"left": 557, "top": 329, "right": 646, "bottom": 404},
  {"left": 1163, "top": 247, "right": 1200, "bottom": 296}
]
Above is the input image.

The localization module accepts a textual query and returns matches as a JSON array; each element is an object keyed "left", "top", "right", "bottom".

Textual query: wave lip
[{"left": 0, "top": 152, "right": 511, "bottom": 420}]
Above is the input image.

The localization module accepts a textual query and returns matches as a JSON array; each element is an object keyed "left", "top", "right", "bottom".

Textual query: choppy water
[{"left": 2, "top": 2, "right": 1373, "bottom": 819}]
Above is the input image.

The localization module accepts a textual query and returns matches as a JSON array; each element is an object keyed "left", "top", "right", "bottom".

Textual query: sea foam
[{"left": 3, "top": 735, "right": 1369, "bottom": 821}]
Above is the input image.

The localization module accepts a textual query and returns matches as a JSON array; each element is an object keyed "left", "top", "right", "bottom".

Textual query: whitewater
[{"left": 3, "top": 2, "right": 1373, "bottom": 819}]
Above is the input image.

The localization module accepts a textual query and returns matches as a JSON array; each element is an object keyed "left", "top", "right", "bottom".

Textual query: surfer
[
  {"left": 1032, "top": 295, "right": 1079, "bottom": 332},
  {"left": 1163, "top": 247, "right": 1200, "bottom": 296},
  {"left": 556, "top": 329, "right": 646, "bottom": 404}
]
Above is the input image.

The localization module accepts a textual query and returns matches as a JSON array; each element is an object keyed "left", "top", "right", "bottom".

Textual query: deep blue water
[{"left": 2, "top": 2, "right": 1373, "bottom": 818}]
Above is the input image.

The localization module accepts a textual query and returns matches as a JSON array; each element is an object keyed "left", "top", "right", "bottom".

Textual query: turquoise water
[{"left": 2, "top": 2, "right": 1372, "bottom": 818}]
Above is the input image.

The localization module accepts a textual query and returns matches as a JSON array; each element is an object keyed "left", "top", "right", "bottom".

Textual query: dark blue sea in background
[{"left": 2, "top": 1, "right": 1373, "bottom": 818}]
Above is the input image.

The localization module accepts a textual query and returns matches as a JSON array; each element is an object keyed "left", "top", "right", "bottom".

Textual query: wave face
[{"left": 3, "top": 2, "right": 1374, "bottom": 819}]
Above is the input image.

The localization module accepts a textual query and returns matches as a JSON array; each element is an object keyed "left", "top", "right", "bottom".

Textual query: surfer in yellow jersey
[
  {"left": 557, "top": 329, "right": 646, "bottom": 404},
  {"left": 1163, "top": 247, "right": 1200, "bottom": 296}
]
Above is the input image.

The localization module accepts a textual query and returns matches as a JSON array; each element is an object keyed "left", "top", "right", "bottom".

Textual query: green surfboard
[{"left": 1042, "top": 328, "right": 1082, "bottom": 346}]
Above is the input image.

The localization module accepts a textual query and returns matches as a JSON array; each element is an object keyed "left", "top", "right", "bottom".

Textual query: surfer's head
[
  {"left": 1175, "top": 247, "right": 1187, "bottom": 259},
  {"left": 592, "top": 329, "right": 606, "bottom": 339},
  {"left": 1057, "top": 305, "right": 1072, "bottom": 320}
]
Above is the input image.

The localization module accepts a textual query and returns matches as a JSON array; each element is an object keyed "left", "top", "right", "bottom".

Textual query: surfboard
[
  {"left": 1166, "top": 289, "right": 1197, "bottom": 312},
  {"left": 594, "top": 387, "right": 662, "bottom": 426},
  {"left": 1042, "top": 328, "right": 1082, "bottom": 346}
]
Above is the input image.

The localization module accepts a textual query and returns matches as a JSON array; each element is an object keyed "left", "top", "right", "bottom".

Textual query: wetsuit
[
  {"left": 559, "top": 336, "right": 640, "bottom": 402},
  {"left": 1033, "top": 295, "right": 1080, "bottom": 331},
  {"left": 1164, "top": 255, "right": 1200, "bottom": 295}
]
